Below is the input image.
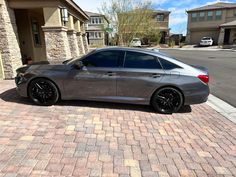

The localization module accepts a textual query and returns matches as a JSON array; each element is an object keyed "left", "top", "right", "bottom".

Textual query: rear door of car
[{"left": 116, "top": 51, "right": 165, "bottom": 103}]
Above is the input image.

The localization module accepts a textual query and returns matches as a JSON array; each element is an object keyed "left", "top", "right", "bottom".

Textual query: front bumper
[{"left": 15, "top": 75, "right": 28, "bottom": 97}]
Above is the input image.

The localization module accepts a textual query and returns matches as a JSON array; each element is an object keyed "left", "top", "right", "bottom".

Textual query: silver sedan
[{"left": 15, "top": 47, "right": 210, "bottom": 114}]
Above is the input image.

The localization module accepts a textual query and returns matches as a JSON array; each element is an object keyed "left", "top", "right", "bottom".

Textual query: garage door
[
  {"left": 190, "top": 30, "right": 219, "bottom": 45},
  {"left": 0, "top": 53, "right": 4, "bottom": 79}
]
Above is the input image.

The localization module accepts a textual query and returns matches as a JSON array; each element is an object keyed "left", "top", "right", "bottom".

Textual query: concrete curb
[
  {"left": 207, "top": 94, "right": 236, "bottom": 124},
  {"left": 159, "top": 48, "right": 236, "bottom": 52}
]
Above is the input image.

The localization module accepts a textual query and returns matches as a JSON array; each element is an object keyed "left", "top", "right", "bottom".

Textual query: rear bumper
[
  {"left": 200, "top": 42, "right": 212, "bottom": 46},
  {"left": 184, "top": 86, "right": 210, "bottom": 105}
]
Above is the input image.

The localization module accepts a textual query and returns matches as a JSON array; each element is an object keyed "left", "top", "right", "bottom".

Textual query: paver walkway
[{"left": 0, "top": 80, "right": 235, "bottom": 177}]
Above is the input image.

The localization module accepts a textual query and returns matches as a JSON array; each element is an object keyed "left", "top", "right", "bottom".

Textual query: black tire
[
  {"left": 28, "top": 78, "right": 59, "bottom": 106},
  {"left": 151, "top": 87, "right": 183, "bottom": 114}
]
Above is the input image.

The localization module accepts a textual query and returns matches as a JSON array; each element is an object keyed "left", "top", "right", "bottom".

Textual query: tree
[{"left": 100, "top": 0, "right": 158, "bottom": 46}]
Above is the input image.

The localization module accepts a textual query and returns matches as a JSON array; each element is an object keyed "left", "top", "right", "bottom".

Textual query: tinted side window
[
  {"left": 124, "top": 51, "right": 162, "bottom": 69},
  {"left": 159, "top": 58, "right": 182, "bottom": 70},
  {"left": 82, "top": 51, "right": 120, "bottom": 67}
]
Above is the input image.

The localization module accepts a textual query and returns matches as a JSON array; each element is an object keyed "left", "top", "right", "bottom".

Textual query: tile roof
[
  {"left": 187, "top": 2, "right": 236, "bottom": 12},
  {"left": 85, "top": 11, "right": 103, "bottom": 17},
  {"left": 220, "top": 20, "right": 236, "bottom": 27}
]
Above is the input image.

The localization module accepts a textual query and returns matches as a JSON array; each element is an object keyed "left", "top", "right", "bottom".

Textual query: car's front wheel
[
  {"left": 151, "top": 87, "right": 183, "bottom": 114},
  {"left": 28, "top": 78, "right": 59, "bottom": 106}
]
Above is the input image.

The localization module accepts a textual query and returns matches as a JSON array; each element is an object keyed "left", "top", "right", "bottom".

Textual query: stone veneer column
[
  {"left": 218, "top": 27, "right": 225, "bottom": 46},
  {"left": 77, "top": 32, "right": 85, "bottom": 55},
  {"left": 82, "top": 33, "right": 89, "bottom": 53},
  {"left": 42, "top": 26, "right": 71, "bottom": 64},
  {"left": 67, "top": 30, "right": 80, "bottom": 58},
  {"left": 0, "top": 0, "right": 22, "bottom": 79}
]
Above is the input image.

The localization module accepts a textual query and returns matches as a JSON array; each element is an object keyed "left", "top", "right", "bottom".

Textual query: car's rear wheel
[
  {"left": 28, "top": 78, "right": 59, "bottom": 106},
  {"left": 151, "top": 87, "right": 183, "bottom": 114}
]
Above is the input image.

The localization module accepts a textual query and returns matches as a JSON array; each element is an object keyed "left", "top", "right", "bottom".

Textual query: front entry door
[
  {"left": 224, "top": 29, "right": 231, "bottom": 44},
  {"left": 65, "top": 50, "right": 122, "bottom": 100}
]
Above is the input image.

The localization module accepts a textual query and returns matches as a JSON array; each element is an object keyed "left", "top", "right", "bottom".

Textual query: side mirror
[{"left": 74, "top": 61, "right": 84, "bottom": 70}]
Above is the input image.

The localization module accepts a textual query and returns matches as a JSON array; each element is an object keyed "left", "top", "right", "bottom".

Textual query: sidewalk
[
  {"left": 158, "top": 45, "right": 236, "bottom": 52},
  {"left": 0, "top": 80, "right": 235, "bottom": 177}
]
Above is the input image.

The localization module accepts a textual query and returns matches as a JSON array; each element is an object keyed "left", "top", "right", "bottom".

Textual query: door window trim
[
  {"left": 122, "top": 51, "right": 163, "bottom": 69},
  {"left": 82, "top": 50, "right": 124, "bottom": 68}
]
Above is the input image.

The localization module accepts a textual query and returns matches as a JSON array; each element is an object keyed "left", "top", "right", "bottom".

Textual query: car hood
[{"left": 16, "top": 63, "right": 67, "bottom": 74}]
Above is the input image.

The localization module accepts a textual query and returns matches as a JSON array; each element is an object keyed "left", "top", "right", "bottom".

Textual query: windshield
[
  {"left": 65, "top": 50, "right": 95, "bottom": 65},
  {"left": 132, "top": 39, "right": 140, "bottom": 42},
  {"left": 202, "top": 37, "right": 211, "bottom": 40}
]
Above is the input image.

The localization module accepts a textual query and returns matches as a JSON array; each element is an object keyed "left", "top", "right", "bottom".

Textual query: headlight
[{"left": 15, "top": 73, "right": 27, "bottom": 85}]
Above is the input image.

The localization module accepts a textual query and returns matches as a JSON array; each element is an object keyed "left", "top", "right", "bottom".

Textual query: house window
[
  {"left": 199, "top": 12, "right": 205, "bottom": 21},
  {"left": 215, "top": 10, "right": 222, "bottom": 20},
  {"left": 89, "top": 32, "right": 102, "bottom": 39},
  {"left": 207, "top": 11, "right": 213, "bottom": 20},
  {"left": 156, "top": 14, "right": 164, "bottom": 22},
  {"left": 90, "top": 17, "right": 102, "bottom": 24},
  {"left": 234, "top": 9, "right": 236, "bottom": 17},
  {"left": 31, "top": 21, "right": 41, "bottom": 46},
  {"left": 191, "top": 13, "right": 197, "bottom": 22}
]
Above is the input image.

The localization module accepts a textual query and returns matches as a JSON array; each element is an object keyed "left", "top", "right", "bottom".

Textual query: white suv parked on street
[
  {"left": 130, "top": 38, "right": 142, "bottom": 47},
  {"left": 199, "top": 37, "right": 214, "bottom": 46}
]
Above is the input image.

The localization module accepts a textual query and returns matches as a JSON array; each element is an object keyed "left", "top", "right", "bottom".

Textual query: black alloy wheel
[
  {"left": 152, "top": 87, "right": 183, "bottom": 114},
  {"left": 28, "top": 78, "right": 59, "bottom": 106}
]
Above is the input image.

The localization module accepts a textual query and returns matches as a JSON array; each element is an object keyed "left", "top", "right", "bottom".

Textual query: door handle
[
  {"left": 152, "top": 73, "right": 161, "bottom": 78},
  {"left": 106, "top": 71, "right": 115, "bottom": 76}
]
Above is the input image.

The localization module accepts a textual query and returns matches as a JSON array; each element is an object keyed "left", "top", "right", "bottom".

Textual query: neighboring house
[
  {"left": 118, "top": 10, "right": 170, "bottom": 45},
  {"left": 153, "top": 10, "right": 171, "bottom": 44},
  {"left": 186, "top": 2, "right": 236, "bottom": 45},
  {"left": 0, "top": 0, "right": 89, "bottom": 79},
  {"left": 85, "top": 11, "right": 110, "bottom": 46}
]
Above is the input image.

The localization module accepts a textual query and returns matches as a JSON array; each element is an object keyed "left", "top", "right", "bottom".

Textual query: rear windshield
[
  {"left": 132, "top": 39, "right": 140, "bottom": 42},
  {"left": 202, "top": 37, "right": 211, "bottom": 40}
]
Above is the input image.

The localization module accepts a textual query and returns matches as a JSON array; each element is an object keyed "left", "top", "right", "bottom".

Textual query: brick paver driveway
[{"left": 0, "top": 80, "right": 235, "bottom": 177}]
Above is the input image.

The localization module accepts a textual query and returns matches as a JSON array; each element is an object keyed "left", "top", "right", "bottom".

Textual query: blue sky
[{"left": 76, "top": 0, "right": 236, "bottom": 35}]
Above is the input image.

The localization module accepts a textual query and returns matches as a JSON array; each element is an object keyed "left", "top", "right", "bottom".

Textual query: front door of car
[
  {"left": 66, "top": 50, "right": 122, "bottom": 100},
  {"left": 116, "top": 51, "right": 165, "bottom": 103}
]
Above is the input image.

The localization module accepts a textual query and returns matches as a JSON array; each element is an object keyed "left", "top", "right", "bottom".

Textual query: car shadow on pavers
[{"left": 0, "top": 88, "right": 192, "bottom": 114}]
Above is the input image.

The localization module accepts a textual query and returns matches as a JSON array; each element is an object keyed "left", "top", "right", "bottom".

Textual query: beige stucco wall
[
  {"left": 89, "top": 38, "right": 105, "bottom": 46},
  {"left": 43, "top": 7, "right": 62, "bottom": 26},
  {"left": 229, "top": 28, "right": 236, "bottom": 44},
  {"left": 225, "top": 9, "right": 236, "bottom": 22},
  {"left": 15, "top": 9, "right": 46, "bottom": 62}
]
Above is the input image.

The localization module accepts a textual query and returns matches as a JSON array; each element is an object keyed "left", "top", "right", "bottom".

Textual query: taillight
[{"left": 198, "top": 75, "right": 209, "bottom": 84}]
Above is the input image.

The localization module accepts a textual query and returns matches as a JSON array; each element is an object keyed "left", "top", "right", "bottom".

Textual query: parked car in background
[
  {"left": 130, "top": 38, "right": 142, "bottom": 47},
  {"left": 15, "top": 47, "right": 209, "bottom": 114},
  {"left": 199, "top": 37, "right": 214, "bottom": 46}
]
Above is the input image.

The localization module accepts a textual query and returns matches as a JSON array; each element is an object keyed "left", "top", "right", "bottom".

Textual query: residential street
[
  {"left": 0, "top": 80, "right": 236, "bottom": 177},
  {"left": 160, "top": 49, "right": 236, "bottom": 107}
]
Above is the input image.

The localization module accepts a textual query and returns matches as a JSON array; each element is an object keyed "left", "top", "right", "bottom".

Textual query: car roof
[{"left": 94, "top": 47, "right": 159, "bottom": 55}]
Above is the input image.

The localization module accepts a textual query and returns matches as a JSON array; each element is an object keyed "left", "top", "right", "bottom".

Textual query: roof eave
[{"left": 66, "top": 0, "right": 89, "bottom": 20}]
